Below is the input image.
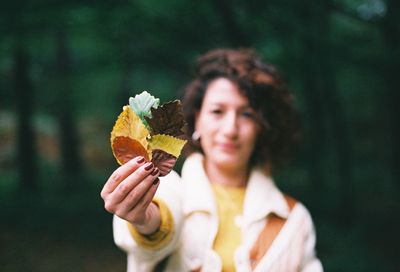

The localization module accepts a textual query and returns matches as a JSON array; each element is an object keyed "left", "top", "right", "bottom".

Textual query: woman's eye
[
  {"left": 242, "top": 111, "right": 255, "bottom": 119},
  {"left": 210, "top": 109, "right": 223, "bottom": 115}
]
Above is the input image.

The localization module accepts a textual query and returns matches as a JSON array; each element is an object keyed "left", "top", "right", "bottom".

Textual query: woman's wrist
[{"left": 132, "top": 202, "right": 161, "bottom": 235}]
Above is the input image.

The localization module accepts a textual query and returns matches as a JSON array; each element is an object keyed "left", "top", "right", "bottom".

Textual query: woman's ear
[
  {"left": 194, "top": 111, "right": 200, "bottom": 132},
  {"left": 192, "top": 111, "right": 202, "bottom": 142}
]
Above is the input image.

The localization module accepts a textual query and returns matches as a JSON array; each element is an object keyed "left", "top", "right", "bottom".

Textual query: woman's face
[{"left": 195, "top": 78, "right": 260, "bottom": 171}]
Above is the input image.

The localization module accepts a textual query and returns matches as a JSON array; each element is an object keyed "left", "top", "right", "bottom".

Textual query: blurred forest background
[{"left": 1, "top": 0, "right": 399, "bottom": 271}]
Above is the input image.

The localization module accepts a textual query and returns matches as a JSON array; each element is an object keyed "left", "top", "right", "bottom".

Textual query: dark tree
[
  {"left": 381, "top": 0, "right": 400, "bottom": 187},
  {"left": 296, "top": 0, "right": 354, "bottom": 218},
  {"left": 14, "top": 43, "right": 38, "bottom": 192},
  {"left": 211, "top": 0, "right": 251, "bottom": 47},
  {"left": 55, "top": 29, "right": 84, "bottom": 187}
]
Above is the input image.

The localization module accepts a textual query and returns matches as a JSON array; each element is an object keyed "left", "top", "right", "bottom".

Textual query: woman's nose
[{"left": 221, "top": 112, "right": 238, "bottom": 137}]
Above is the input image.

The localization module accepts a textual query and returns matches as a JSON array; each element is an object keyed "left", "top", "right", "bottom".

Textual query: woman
[{"left": 101, "top": 49, "right": 323, "bottom": 271}]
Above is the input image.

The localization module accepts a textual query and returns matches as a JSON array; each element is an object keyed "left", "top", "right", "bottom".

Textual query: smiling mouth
[{"left": 217, "top": 143, "right": 239, "bottom": 151}]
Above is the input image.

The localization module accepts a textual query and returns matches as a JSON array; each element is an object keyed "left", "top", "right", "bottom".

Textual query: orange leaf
[{"left": 112, "top": 136, "right": 149, "bottom": 165}]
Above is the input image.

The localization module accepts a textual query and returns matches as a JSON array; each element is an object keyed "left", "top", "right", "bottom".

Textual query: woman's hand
[{"left": 101, "top": 156, "right": 161, "bottom": 234}]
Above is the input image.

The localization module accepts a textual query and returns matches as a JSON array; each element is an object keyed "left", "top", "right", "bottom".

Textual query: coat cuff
[{"left": 127, "top": 198, "right": 174, "bottom": 250}]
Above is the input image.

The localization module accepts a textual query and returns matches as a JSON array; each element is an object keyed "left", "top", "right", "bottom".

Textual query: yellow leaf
[
  {"left": 111, "top": 106, "right": 150, "bottom": 164},
  {"left": 148, "top": 134, "right": 187, "bottom": 158}
]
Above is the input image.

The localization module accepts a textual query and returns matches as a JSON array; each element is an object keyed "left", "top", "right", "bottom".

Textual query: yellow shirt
[
  {"left": 212, "top": 183, "right": 246, "bottom": 272},
  {"left": 129, "top": 184, "right": 246, "bottom": 272}
]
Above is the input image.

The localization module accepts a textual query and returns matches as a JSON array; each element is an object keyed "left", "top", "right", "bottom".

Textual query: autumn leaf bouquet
[{"left": 110, "top": 91, "right": 187, "bottom": 176}]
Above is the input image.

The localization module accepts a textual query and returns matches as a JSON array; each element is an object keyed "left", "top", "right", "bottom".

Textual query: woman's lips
[{"left": 217, "top": 142, "right": 239, "bottom": 152}]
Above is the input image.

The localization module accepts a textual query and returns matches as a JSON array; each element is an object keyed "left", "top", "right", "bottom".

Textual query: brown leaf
[
  {"left": 112, "top": 136, "right": 149, "bottom": 165},
  {"left": 145, "top": 100, "right": 185, "bottom": 137},
  {"left": 151, "top": 149, "right": 177, "bottom": 176}
]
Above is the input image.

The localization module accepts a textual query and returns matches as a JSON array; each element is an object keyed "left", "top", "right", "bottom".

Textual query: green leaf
[{"left": 129, "top": 91, "right": 160, "bottom": 127}]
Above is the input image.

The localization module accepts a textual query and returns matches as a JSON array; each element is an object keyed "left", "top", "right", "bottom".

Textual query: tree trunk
[
  {"left": 55, "top": 29, "right": 84, "bottom": 187},
  {"left": 14, "top": 44, "right": 38, "bottom": 192},
  {"left": 381, "top": 0, "right": 400, "bottom": 188},
  {"left": 320, "top": 1, "right": 354, "bottom": 221},
  {"left": 212, "top": 0, "right": 251, "bottom": 47},
  {"left": 297, "top": 0, "right": 354, "bottom": 219},
  {"left": 118, "top": 51, "right": 134, "bottom": 107},
  {"left": 297, "top": 2, "right": 327, "bottom": 203}
]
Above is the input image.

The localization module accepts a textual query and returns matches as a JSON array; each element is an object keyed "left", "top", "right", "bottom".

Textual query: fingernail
[
  {"left": 151, "top": 168, "right": 159, "bottom": 176},
  {"left": 153, "top": 178, "right": 159, "bottom": 185},
  {"left": 136, "top": 156, "right": 145, "bottom": 164},
  {"left": 144, "top": 162, "right": 154, "bottom": 171}
]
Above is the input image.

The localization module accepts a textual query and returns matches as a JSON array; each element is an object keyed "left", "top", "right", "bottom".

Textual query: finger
[
  {"left": 103, "top": 163, "right": 155, "bottom": 214},
  {"left": 125, "top": 185, "right": 160, "bottom": 225},
  {"left": 101, "top": 156, "right": 146, "bottom": 198},
  {"left": 102, "top": 156, "right": 146, "bottom": 197},
  {"left": 111, "top": 162, "right": 156, "bottom": 205},
  {"left": 129, "top": 176, "right": 160, "bottom": 215},
  {"left": 119, "top": 167, "right": 159, "bottom": 211}
]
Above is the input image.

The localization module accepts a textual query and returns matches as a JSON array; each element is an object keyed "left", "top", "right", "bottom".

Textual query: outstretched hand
[{"left": 101, "top": 156, "right": 161, "bottom": 234}]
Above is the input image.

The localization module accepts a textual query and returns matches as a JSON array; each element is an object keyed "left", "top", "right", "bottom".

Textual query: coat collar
[
  {"left": 243, "top": 169, "right": 289, "bottom": 222},
  {"left": 181, "top": 153, "right": 216, "bottom": 214},
  {"left": 181, "top": 153, "right": 289, "bottom": 222}
]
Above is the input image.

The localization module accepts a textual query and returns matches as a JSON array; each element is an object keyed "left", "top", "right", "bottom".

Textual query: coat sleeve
[
  {"left": 113, "top": 170, "right": 183, "bottom": 272},
  {"left": 300, "top": 206, "right": 323, "bottom": 272}
]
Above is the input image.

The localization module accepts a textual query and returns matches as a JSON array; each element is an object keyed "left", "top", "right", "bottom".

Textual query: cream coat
[{"left": 113, "top": 153, "right": 323, "bottom": 272}]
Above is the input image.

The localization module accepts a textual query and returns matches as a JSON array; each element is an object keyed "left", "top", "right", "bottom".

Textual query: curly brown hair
[{"left": 181, "top": 48, "right": 301, "bottom": 171}]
